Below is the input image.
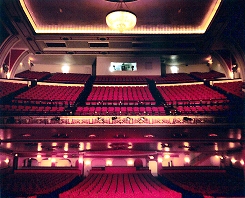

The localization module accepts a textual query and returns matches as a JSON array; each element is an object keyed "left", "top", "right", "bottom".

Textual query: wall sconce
[
  {"left": 37, "top": 154, "right": 41, "bottom": 158},
  {"left": 231, "top": 157, "right": 236, "bottom": 164},
  {"left": 3, "top": 64, "right": 9, "bottom": 73},
  {"left": 6, "top": 72, "right": 11, "bottom": 79},
  {"left": 106, "top": 159, "right": 112, "bottom": 166},
  {"left": 158, "top": 156, "right": 163, "bottom": 163},
  {"left": 240, "top": 159, "right": 244, "bottom": 166},
  {"left": 164, "top": 154, "right": 170, "bottom": 159},
  {"left": 184, "top": 156, "right": 190, "bottom": 164},
  {"left": 149, "top": 155, "right": 154, "bottom": 160},
  {"left": 79, "top": 157, "right": 83, "bottom": 163},
  {"left": 85, "top": 160, "right": 91, "bottom": 166},
  {"left": 4, "top": 158, "right": 10, "bottom": 164},
  {"left": 232, "top": 64, "right": 238, "bottom": 72},
  {"left": 127, "top": 159, "right": 134, "bottom": 166}
]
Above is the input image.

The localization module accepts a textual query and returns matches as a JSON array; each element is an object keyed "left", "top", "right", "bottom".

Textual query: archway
[{"left": 134, "top": 158, "right": 143, "bottom": 168}]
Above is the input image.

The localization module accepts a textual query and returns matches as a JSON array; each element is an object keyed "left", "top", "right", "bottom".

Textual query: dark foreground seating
[
  {"left": 2, "top": 169, "right": 80, "bottom": 197},
  {"left": 160, "top": 167, "right": 244, "bottom": 197}
]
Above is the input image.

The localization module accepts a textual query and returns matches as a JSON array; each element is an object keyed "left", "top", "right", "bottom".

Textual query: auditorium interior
[{"left": 0, "top": 0, "right": 245, "bottom": 197}]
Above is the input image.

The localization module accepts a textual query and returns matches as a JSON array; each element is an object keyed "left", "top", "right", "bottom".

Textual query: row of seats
[
  {"left": 15, "top": 70, "right": 226, "bottom": 84},
  {"left": 0, "top": 104, "right": 65, "bottom": 116},
  {"left": 157, "top": 84, "right": 228, "bottom": 106},
  {"left": 2, "top": 173, "right": 78, "bottom": 196},
  {"left": 190, "top": 70, "right": 226, "bottom": 80},
  {"left": 14, "top": 85, "right": 84, "bottom": 106},
  {"left": 148, "top": 73, "right": 197, "bottom": 83},
  {"left": 15, "top": 70, "right": 51, "bottom": 80},
  {"left": 15, "top": 71, "right": 91, "bottom": 83},
  {"left": 0, "top": 103, "right": 233, "bottom": 117},
  {"left": 94, "top": 75, "right": 148, "bottom": 84},
  {"left": 60, "top": 173, "right": 181, "bottom": 198},
  {"left": 175, "top": 104, "right": 230, "bottom": 115},
  {"left": 45, "top": 73, "right": 91, "bottom": 83},
  {"left": 86, "top": 86, "right": 156, "bottom": 105},
  {"left": 0, "top": 81, "right": 27, "bottom": 99},
  {"left": 75, "top": 106, "right": 166, "bottom": 116},
  {"left": 213, "top": 81, "right": 244, "bottom": 98},
  {"left": 1, "top": 80, "right": 242, "bottom": 117},
  {"left": 160, "top": 169, "right": 244, "bottom": 196},
  {"left": 94, "top": 74, "right": 198, "bottom": 84}
]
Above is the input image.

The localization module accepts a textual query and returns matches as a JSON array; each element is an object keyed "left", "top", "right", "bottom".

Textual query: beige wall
[{"left": 96, "top": 56, "right": 161, "bottom": 76}]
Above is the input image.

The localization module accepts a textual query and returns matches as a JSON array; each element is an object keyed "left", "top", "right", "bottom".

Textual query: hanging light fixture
[{"left": 106, "top": 0, "right": 137, "bottom": 32}]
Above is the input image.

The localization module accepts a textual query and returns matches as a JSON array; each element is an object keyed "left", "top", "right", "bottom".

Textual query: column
[
  {"left": 13, "top": 154, "right": 18, "bottom": 170},
  {"left": 157, "top": 153, "right": 163, "bottom": 175},
  {"left": 241, "top": 144, "right": 245, "bottom": 181},
  {"left": 78, "top": 155, "right": 84, "bottom": 176},
  {"left": 160, "top": 57, "right": 166, "bottom": 77}
]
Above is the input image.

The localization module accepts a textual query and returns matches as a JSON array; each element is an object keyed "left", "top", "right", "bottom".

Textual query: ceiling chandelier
[{"left": 106, "top": 0, "right": 137, "bottom": 32}]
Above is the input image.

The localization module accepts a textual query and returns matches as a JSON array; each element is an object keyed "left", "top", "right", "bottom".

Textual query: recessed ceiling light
[
  {"left": 114, "top": 134, "right": 126, "bottom": 138},
  {"left": 149, "top": 155, "right": 154, "bottom": 160},
  {"left": 208, "top": 133, "right": 218, "bottom": 137},
  {"left": 88, "top": 134, "right": 97, "bottom": 138},
  {"left": 162, "top": 143, "right": 171, "bottom": 147},
  {"left": 22, "top": 133, "right": 31, "bottom": 137},
  {"left": 144, "top": 134, "right": 154, "bottom": 138}
]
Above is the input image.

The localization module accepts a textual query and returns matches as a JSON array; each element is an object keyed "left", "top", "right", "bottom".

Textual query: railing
[{"left": 0, "top": 115, "right": 235, "bottom": 126}]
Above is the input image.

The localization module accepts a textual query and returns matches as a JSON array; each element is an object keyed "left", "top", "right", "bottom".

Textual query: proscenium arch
[
  {"left": 222, "top": 36, "right": 245, "bottom": 81},
  {"left": 0, "top": 35, "right": 19, "bottom": 72},
  {"left": 10, "top": 50, "right": 30, "bottom": 78},
  {"left": 0, "top": 36, "right": 30, "bottom": 78},
  {"left": 227, "top": 42, "right": 245, "bottom": 81},
  {"left": 211, "top": 51, "right": 232, "bottom": 78}
]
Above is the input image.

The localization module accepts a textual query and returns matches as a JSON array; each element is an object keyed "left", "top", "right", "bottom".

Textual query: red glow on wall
[{"left": 9, "top": 50, "right": 25, "bottom": 70}]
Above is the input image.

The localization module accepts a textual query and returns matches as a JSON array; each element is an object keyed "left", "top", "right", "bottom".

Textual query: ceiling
[
  {"left": 19, "top": 0, "right": 221, "bottom": 34},
  {"left": 0, "top": 124, "right": 243, "bottom": 157},
  {"left": 2, "top": 0, "right": 231, "bottom": 57}
]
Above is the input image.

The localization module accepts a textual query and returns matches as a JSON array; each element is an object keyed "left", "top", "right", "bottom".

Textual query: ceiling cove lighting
[
  {"left": 106, "top": 0, "right": 137, "bottom": 32},
  {"left": 20, "top": 0, "right": 221, "bottom": 34}
]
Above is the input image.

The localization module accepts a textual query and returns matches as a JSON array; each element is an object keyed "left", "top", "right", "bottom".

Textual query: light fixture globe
[{"left": 106, "top": 10, "right": 137, "bottom": 32}]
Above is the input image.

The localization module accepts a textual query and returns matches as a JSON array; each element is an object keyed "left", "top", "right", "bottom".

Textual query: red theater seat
[{"left": 60, "top": 171, "right": 181, "bottom": 198}]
